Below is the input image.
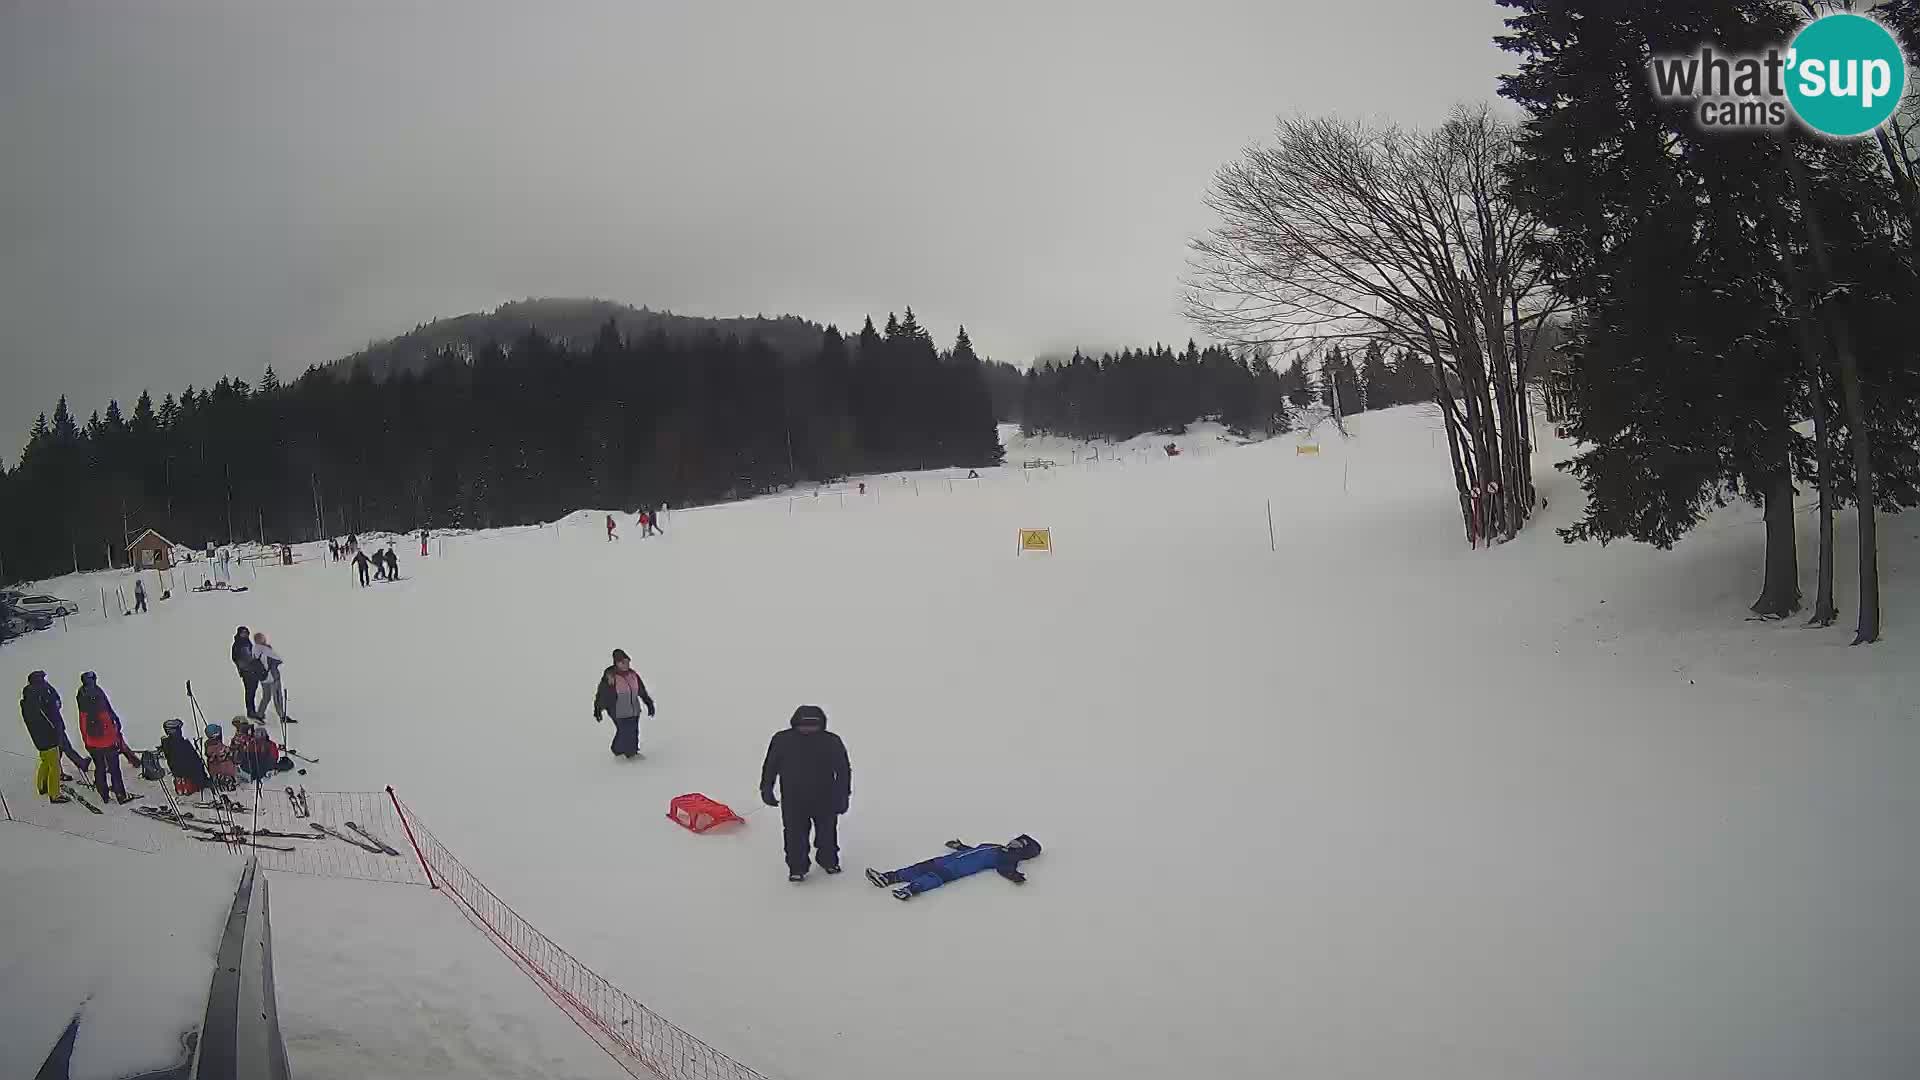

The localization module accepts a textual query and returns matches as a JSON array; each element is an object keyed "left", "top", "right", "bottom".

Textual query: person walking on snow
[
  {"left": 420, "top": 528, "right": 430, "bottom": 557},
  {"left": 761, "top": 705, "right": 851, "bottom": 881},
  {"left": 592, "top": 649, "right": 654, "bottom": 758},
  {"left": 20, "top": 672, "right": 72, "bottom": 803},
  {"left": 76, "top": 672, "right": 139, "bottom": 803},
  {"left": 134, "top": 577, "right": 148, "bottom": 613},
  {"left": 605, "top": 514, "right": 619, "bottom": 541},
  {"left": 232, "top": 626, "right": 266, "bottom": 720},
  {"left": 382, "top": 546, "right": 399, "bottom": 580},
  {"left": 252, "top": 631, "right": 294, "bottom": 724},
  {"left": 352, "top": 548, "right": 372, "bottom": 587},
  {"left": 866, "top": 835, "right": 1043, "bottom": 901},
  {"left": 159, "top": 718, "right": 210, "bottom": 795}
]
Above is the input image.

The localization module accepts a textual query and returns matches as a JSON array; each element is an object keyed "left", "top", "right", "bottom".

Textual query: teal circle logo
[{"left": 1786, "top": 14, "right": 1907, "bottom": 137}]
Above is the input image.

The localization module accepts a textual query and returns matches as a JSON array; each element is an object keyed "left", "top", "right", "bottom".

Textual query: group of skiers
[
  {"left": 591, "top": 651, "right": 1041, "bottom": 897},
  {"left": 15, "top": 625, "right": 307, "bottom": 808},
  {"left": 606, "top": 506, "right": 667, "bottom": 541}
]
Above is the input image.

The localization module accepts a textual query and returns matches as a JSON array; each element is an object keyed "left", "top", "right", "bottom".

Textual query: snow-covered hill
[{"left": 2, "top": 404, "right": 1914, "bottom": 1080}]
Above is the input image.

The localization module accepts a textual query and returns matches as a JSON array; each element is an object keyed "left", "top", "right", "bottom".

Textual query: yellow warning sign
[
  {"left": 1295, "top": 443, "right": 1320, "bottom": 456},
  {"left": 1018, "top": 528, "right": 1052, "bottom": 554}
]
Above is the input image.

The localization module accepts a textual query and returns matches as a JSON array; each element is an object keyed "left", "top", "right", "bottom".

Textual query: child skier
[
  {"left": 159, "top": 718, "right": 210, "bottom": 795},
  {"left": 203, "top": 722, "right": 237, "bottom": 788},
  {"left": 866, "top": 835, "right": 1042, "bottom": 901},
  {"left": 228, "top": 718, "right": 280, "bottom": 783}
]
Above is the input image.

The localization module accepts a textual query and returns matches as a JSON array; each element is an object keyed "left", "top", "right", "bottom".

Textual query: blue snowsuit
[{"left": 876, "top": 836, "right": 1041, "bottom": 897}]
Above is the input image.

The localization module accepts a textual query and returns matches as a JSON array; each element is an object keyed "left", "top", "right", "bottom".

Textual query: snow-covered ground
[{"left": 2, "top": 404, "right": 1915, "bottom": 1080}]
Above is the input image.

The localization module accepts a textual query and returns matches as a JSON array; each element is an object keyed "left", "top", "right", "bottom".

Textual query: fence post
[
  {"left": 1267, "top": 499, "right": 1276, "bottom": 552},
  {"left": 387, "top": 786, "right": 438, "bottom": 890}
]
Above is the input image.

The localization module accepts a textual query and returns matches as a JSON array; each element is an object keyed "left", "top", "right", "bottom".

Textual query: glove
[
  {"left": 834, "top": 798, "right": 849, "bottom": 815},
  {"left": 1008, "top": 871, "right": 1027, "bottom": 884},
  {"left": 646, "top": 702, "right": 656, "bottom": 717},
  {"left": 761, "top": 789, "right": 778, "bottom": 808},
  {"left": 594, "top": 714, "right": 602, "bottom": 723}
]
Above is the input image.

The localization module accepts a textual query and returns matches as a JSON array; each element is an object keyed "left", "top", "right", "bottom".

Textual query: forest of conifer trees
[{"left": 0, "top": 310, "right": 1007, "bottom": 582}]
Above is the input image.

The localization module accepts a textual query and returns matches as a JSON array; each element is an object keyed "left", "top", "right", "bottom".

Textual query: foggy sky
[{"left": 0, "top": 0, "right": 1514, "bottom": 457}]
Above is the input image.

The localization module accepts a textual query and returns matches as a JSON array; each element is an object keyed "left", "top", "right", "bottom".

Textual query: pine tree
[
  {"left": 1359, "top": 341, "right": 1394, "bottom": 411},
  {"left": 261, "top": 365, "right": 281, "bottom": 394}
]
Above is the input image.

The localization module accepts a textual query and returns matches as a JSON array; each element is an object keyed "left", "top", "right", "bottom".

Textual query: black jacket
[
  {"left": 761, "top": 709, "right": 851, "bottom": 810},
  {"left": 232, "top": 634, "right": 265, "bottom": 678},
  {"left": 592, "top": 665, "right": 654, "bottom": 721},
  {"left": 161, "top": 733, "right": 210, "bottom": 786},
  {"left": 20, "top": 683, "right": 60, "bottom": 752}
]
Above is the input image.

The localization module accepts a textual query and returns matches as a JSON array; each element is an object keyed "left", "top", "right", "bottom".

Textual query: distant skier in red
[{"left": 605, "top": 514, "right": 618, "bottom": 541}]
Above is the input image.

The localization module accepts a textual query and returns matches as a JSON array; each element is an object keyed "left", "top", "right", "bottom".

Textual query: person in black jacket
[
  {"left": 158, "top": 718, "right": 211, "bottom": 794},
  {"left": 232, "top": 626, "right": 266, "bottom": 720},
  {"left": 20, "top": 671, "right": 73, "bottom": 803},
  {"left": 352, "top": 549, "right": 372, "bottom": 587},
  {"left": 760, "top": 705, "right": 852, "bottom": 881}
]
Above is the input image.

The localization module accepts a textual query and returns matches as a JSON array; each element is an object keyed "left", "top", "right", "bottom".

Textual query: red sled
[{"left": 667, "top": 793, "right": 743, "bottom": 833}]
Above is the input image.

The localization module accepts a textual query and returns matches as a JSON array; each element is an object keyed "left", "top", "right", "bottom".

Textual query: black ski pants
[{"left": 781, "top": 801, "right": 839, "bottom": 875}]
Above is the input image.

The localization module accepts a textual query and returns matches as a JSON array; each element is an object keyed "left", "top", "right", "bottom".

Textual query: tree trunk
[
  {"left": 1751, "top": 454, "right": 1801, "bottom": 618},
  {"left": 1808, "top": 379, "right": 1838, "bottom": 626},
  {"left": 1791, "top": 154, "right": 1881, "bottom": 644},
  {"left": 1766, "top": 182, "right": 1836, "bottom": 627}
]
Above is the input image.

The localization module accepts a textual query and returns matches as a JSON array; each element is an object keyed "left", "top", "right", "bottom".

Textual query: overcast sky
[{"left": 0, "top": 0, "right": 1514, "bottom": 457}]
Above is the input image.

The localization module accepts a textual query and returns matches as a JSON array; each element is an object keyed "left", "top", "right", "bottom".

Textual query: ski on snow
[
  {"left": 344, "top": 821, "right": 402, "bottom": 856},
  {"left": 310, "top": 822, "right": 390, "bottom": 855}
]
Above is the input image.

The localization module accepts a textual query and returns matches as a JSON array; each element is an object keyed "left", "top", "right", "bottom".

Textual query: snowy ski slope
[{"left": 2, "top": 404, "right": 1914, "bottom": 1080}]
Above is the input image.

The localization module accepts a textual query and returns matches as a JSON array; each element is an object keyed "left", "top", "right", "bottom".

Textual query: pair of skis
[
  {"left": 310, "top": 821, "right": 402, "bottom": 857},
  {"left": 61, "top": 789, "right": 140, "bottom": 814},
  {"left": 284, "top": 786, "right": 311, "bottom": 817}
]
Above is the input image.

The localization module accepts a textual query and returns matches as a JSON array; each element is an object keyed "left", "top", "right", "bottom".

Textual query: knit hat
[
  {"left": 205, "top": 723, "right": 223, "bottom": 739},
  {"left": 1006, "top": 834, "right": 1042, "bottom": 860}
]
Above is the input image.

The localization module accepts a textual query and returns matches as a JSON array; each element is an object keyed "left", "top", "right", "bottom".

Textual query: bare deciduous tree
[{"left": 1185, "top": 104, "right": 1562, "bottom": 545}]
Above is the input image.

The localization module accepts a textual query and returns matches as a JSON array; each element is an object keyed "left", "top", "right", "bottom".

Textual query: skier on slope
[
  {"left": 352, "top": 549, "right": 372, "bottom": 587},
  {"left": 252, "top": 630, "right": 294, "bottom": 724},
  {"left": 382, "top": 546, "right": 399, "bottom": 580},
  {"left": 866, "top": 835, "right": 1042, "bottom": 901},
  {"left": 76, "top": 672, "right": 140, "bottom": 804},
  {"left": 20, "top": 672, "right": 73, "bottom": 804},
  {"left": 419, "top": 528, "right": 429, "bottom": 557},
  {"left": 159, "top": 718, "right": 210, "bottom": 795},
  {"left": 606, "top": 514, "right": 619, "bottom": 541},
  {"left": 760, "top": 705, "right": 851, "bottom": 882},
  {"left": 592, "top": 649, "right": 654, "bottom": 758}
]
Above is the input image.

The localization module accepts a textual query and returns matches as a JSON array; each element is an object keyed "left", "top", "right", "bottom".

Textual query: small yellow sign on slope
[{"left": 1018, "top": 528, "right": 1052, "bottom": 554}]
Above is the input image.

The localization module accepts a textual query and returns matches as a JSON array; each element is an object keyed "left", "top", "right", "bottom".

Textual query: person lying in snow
[{"left": 865, "top": 835, "right": 1041, "bottom": 901}]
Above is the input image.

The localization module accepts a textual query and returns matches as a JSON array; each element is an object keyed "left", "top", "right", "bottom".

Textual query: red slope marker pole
[{"left": 387, "top": 786, "right": 438, "bottom": 890}]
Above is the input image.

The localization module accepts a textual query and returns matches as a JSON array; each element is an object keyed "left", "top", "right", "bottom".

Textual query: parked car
[{"left": 1, "top": 590, "right": 79, "bottom": 619}]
